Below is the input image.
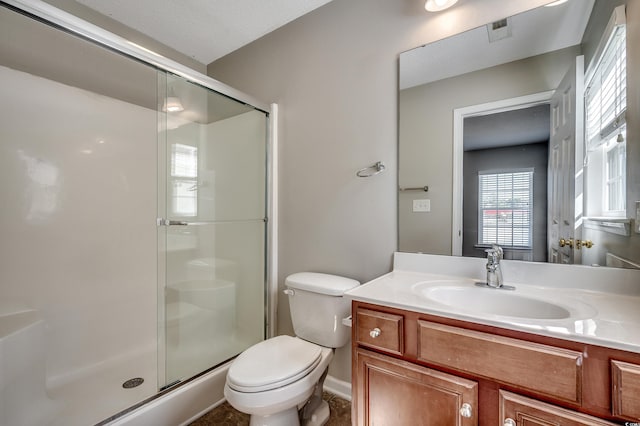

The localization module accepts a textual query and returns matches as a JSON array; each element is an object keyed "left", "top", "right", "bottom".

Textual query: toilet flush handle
[{"left": 283, "top": 289, "right": 295, "bottom": 296}]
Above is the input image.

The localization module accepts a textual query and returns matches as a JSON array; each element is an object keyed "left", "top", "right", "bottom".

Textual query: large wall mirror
[{"left": 398, "top": 0, "right": 640, "bottom": 269}]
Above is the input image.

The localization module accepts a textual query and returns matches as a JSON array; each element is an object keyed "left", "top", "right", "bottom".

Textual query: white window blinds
[
  {"left": 585, "top": 6, "right": 627, "bottom": 215},
  {"left": 478, "top": 170, "right": 533, "bottom": 248},
  {"left": 585, "top": 13, "right": 626, "bottom": 150},
  {"left": 170, "top": 143, "right": 198, "bottom": 217},
  {"left": 605, "top": 135, "right": 626, "bottom": 213},
  {"left": 171, "top": 143, "right": 198, "bottom": 178}
]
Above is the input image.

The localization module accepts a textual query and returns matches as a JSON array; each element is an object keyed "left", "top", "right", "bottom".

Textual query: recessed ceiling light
[{"left": 425, "top": 0, "right": 458, "bottom": 12}]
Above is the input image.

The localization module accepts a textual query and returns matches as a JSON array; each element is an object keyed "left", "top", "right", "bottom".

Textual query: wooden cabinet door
[
  {"left": 499, "top": 391, "right": 617, "bottom": 426},
  {"left": 354, "top": 348, "right": 477, "bottom": 426},
  {"left": 611, "top": 360, "right": 640, "bottom": 420}
]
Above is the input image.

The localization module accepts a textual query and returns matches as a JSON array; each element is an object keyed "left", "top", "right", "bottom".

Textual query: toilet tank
[{"left": 285, "top": 273, "right": 359, "bottom": 348}]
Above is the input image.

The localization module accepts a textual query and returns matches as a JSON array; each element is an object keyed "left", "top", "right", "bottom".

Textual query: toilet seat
[{"left": 227, "top": 335, "right": 322, "bottom": 393}]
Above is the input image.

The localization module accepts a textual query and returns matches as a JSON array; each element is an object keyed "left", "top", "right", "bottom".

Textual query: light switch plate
[{"left": 413, "top": 199, "right": 431, "bottom": 212}]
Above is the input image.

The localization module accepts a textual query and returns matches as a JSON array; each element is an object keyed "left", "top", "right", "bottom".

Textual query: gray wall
[
  {"left": 207, "top": 0, "right": 553, "bottom": 383},
  {"left": 462, "top": 143, "right": 549, "bottom": 262},
  {"left": 398, "top": 45, "right": 580, "bottom": 254}
]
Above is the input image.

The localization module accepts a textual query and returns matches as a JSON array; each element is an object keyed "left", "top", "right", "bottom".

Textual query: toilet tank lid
[{"left": 285, "top": 272, "right": 359, "bottom": 296}]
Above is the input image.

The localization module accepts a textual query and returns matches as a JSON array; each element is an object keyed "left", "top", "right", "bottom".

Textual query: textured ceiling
[{"left": 73, "top": 0, "right": 335, "bottom": 65}]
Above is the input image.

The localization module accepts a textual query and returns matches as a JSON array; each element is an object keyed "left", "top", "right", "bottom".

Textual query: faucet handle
[
  {"left": 485, "top": 244, "right": 503, "bottom": 261},
  {"left": 491, "top": 244, "right": 503, "bottom": 260}
]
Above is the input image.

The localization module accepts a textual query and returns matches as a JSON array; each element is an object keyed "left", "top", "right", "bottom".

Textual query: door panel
[{"left": 548, "top": 56, "right": 584, "bottom": 264}]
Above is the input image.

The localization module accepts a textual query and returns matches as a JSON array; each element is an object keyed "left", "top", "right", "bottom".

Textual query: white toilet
[{"left": 224, "top": 272, "right": 359, "bottom": 426}]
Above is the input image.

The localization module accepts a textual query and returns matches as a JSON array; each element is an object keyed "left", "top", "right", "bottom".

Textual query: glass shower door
[{"left": 157, "top": 73, "right": 268, "bottom": 387}]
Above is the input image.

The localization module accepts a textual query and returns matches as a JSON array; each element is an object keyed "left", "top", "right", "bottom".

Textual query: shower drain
[{"left": 122, "top": 377, "right": 144, "bottom": 389}]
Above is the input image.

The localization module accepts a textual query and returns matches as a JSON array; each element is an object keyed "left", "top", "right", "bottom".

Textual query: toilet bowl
[
  {"left": 224, "top": 335, "right": 333, "bottom": 425},
  {"left": 224, "top": 272, "right": 359, "bottom": 426}
]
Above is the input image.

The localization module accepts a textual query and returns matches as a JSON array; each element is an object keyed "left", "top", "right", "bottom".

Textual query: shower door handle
[{"left": 157, "top": 218, "right": 189, "bottom": 226}]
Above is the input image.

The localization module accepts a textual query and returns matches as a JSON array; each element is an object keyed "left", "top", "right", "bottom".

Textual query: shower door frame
[{"left": 4, "top": 0, "right": 278, "bottom": 391}]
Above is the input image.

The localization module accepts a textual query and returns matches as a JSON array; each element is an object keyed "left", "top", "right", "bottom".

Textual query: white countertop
[{"left": 345, "top": 253, "right": 640, "bottom": 354}]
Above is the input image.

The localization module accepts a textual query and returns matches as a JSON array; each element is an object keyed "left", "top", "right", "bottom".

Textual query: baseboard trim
[{"left": 323, "top": 375, "right": 351, "bottom": 401}]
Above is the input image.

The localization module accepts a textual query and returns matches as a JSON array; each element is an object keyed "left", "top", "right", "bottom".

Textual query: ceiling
[
  {"left": 400, "top": 0, "right": 595, "bottom": 90},
  {"left": 71, "top": 0, "right": 335, "bottom": 65},
  {"left": 463, "top": 104, "right": 551, "bottom": 151}
]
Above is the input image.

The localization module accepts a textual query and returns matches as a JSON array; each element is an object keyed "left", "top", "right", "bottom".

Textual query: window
[
  {"left": 585, "top": 7, "right": 626, "bottom": 216},
  {"left": 170, "top": 143, "right": 197, "bottom": 217},
  {"left": 604, "top": 132, "right": 626, "bottom": 213},
  {"left": 478, "top": 170, "right": 533, "bottom": 248}
]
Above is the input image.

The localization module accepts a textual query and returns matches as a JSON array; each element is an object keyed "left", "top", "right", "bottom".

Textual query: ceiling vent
[{"left": 487, "top": 17, "right": 512, "bottom": 43}]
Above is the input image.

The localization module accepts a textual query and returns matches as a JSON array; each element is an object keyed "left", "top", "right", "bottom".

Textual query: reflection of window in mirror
[
  {"left": 171, "top": 143, "right": 198, "bottom": 217},
  {"left": 604, "top": 132, "right": 626, "bottom": 214},
  {"left": 585, "top": 9, "right": 626, "bottom": 218},
  {"left": 478, "top": 170, "right": 533, "bottom": 249}
]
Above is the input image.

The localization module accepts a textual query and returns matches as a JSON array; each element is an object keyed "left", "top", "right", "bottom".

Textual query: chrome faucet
[{"left": 485, "top": 244, "right": 504, "bottom": 288}]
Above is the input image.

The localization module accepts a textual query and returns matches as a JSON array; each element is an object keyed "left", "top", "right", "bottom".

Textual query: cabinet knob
[
  {"left": 504, "top": 418, "right": 516, "bottom": 426},
  {"left": 369, "top": 327, "right": 381, "bottom": 338},
  {"left": 459, "top": 403, "right": 472, "bottom": 418}
]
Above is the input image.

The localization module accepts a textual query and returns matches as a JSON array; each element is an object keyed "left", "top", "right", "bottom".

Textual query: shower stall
[{"left": 0, "top": 2, "right": 273, "bottom": 425}]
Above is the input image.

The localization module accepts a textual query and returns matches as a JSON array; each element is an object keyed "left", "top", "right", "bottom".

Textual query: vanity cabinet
[{"left": 351, "top": 301, "right": 640, "bottom": 425}]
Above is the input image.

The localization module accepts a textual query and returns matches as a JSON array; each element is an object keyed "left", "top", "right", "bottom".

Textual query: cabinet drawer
[
  {"left": 611, "top": 360, "right": 640, "bottom": 420},
  {"left": 418, "top": 320, "right": 583, "bottom": 403},
  {"left": 500, "top": 390, "right": 617, "bottom": 425},
  {"left": 355, "top": 308, "right": 403, "bottom": 356}
]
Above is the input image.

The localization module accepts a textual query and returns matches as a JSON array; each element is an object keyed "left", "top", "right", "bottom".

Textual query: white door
[{"left": 548, "top": 56, "right": 584, "bottom": 264}]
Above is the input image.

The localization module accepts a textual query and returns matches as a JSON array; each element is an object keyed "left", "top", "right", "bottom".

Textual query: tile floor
[{"left": 189, "top": 392, "right": 351, "bottom": 426}]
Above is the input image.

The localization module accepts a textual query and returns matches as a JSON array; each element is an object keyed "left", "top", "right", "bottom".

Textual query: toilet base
[
  {"left": 249, "top": 406, "right": 299, "bottom": 426},
  {"left": 303, "top": 400, "right": 330, "bottom": 426},
  {"left": 247, "top": 400, "right": 330, "bottom": 426}
]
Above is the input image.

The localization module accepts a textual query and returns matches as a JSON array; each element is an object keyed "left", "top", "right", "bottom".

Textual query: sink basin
[{"left": 414, "top": 284, "right": 572, "bottom": 320}]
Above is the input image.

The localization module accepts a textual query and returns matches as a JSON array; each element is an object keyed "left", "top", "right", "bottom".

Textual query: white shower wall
[
  {"left": 0, "top": 64, "right": 159, "bottom": 422},
  {"left": 0, "top": 64, "right": 158, "bottom": 377}
]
